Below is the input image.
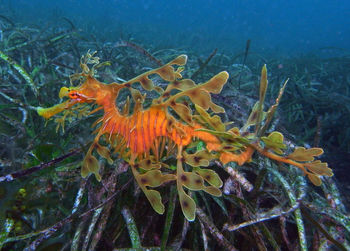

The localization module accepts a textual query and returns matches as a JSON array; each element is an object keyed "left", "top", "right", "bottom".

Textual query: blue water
[{"left": 1, "top": 0, "right": 349, "bottom": 55}]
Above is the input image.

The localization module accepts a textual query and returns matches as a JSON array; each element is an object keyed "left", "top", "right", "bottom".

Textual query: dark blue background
[{"left": 1, "top": 0, "right": 349, "bottom": 54}]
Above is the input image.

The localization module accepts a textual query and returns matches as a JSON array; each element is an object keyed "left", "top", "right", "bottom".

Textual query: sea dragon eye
[{"left": 68, "top": 91, "right": 80, "bottom": 99}]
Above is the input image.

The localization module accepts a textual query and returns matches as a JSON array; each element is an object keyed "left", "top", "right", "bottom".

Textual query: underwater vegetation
[{"left": 0, "top": 17, "right": 349, "bottom": 250}]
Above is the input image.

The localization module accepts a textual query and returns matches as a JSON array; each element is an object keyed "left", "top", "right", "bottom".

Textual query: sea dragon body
[{"left": 38, "top": 53, "right": 333, "bottom": 221}]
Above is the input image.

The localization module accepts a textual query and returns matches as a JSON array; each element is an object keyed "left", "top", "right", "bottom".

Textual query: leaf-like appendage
[
  {"left": 195, "top": 104, "right": 212, "bottom": 123},
  {"left": 305, "top": 160, "right": 333, "bottom": 176},
  {"left": 193, "top": 114, "right": 206, "bottom": 125},
  {"left": 130, "top": 88, "right": 145, "bottom": 104},
  {"left": 210, "top": 115, "right": 225, "bottom": 132},
  {"left": 175, "top": 66, "right": 184, "bottom": 78},
  {"left": 82, "top": 153, "right": 101, "bottom": 181},
  {"left": 171, "top": 79, "right": 196, "bottom": 91},
  {"left": 261, "top": 131, "right": 286, "bottom": 155},
  {"left": 242, "top": 102, "right": 258, "bottom": 132},
  {"left": 195, "top": 104, "right": 225, "bottom": 131},
  {"left": 203, "top": 186, "right": 222, "bottom": 196},
  {"left": 133, "top": 166, "right": 176, "bottom": 215},
  {"left": 138, "top": 158, "right": 161, "bottom": 170},
  {"left": 154, "top": 55, "right": 187, "bottom": 82},
  {"left": 188, "top": 89, "right": 211, "bottom": 110},
  {"left": 178, "top": 188, "right": 196, "bottom": 221},
  {"left": 139, "top": 76, "right": 154, "bottom": 91},
  {"left": 307, "top": 173, "right": 322, "bottom": 186},
  {"left": 208, "top": 101, "right": 225, "bottom": 113},
  {"left": 163, "top": 71, "right": 227, "bottom": 116},
  {"left": 242, "top": 101, "right": 267, "bottom": 133},
  {"left": 202, "top": 71, "right": 228, "bottom": 94},
  {"left": 179, "top": 172, "right": 205, "bottom": 190},
  {"left": 121, "top": 55, "right": 187, "bottom": 94},
  {"left": 183, "top": 150, "right": 213, "bottom": 167},
  {"left": 287, "top": 147, "right": 324, "bottom": 162},
  {"left": 178, "top": 170, "right": 222, "bottom": 197},
  {"left": 156, "top": 65, "right": 176, "bottom": 81},
  {"left": 170, "top": 102, "right": 193, "bottom": 125},
  {"left": 162, "top": 79, "right": 195, "bottom": 96},
  {"left": 122, "top": 96, "right": 130, "bottom": 115},
  {"left": 195, "top": 168, "right": 223, "bottom": 188},
  {"left": 170, "top": 54, "right": 188, "bottom": 66},
  {"left": 220, "top": 144, "right": 241, "bottom": 152},
  {"left": 144, "top": 189, "right": 165, "bottom": 214},
  {"left": 195, "top": 127, "right": 249, "bottom": 150},
  {"left": 138, "top": 170, "right": 176, "bottom": 187},
  {"left": 96, "top": 144, "right": 113, "bottom": 164}
]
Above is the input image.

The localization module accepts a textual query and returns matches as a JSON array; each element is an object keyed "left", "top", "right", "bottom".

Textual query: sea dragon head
[
  {"left": 36, "top": 75, "right": 109, "bottom": 119},
  {"left": 37, "top": 49, "right": 119, "bottom": 120},
  {"left": 59, "top": 75, "right": 107, "bottom": 103}
]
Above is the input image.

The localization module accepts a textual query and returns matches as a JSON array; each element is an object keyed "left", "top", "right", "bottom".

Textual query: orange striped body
[{"left": 98, "top": 106, "right": 221, "bottom": 157}]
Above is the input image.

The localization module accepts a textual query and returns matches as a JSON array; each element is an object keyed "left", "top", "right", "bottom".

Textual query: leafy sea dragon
[{"left": 37, "top": 52, "right": 333, "bottom": 221}]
